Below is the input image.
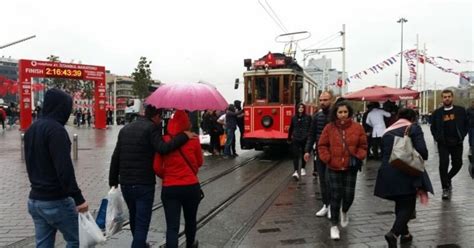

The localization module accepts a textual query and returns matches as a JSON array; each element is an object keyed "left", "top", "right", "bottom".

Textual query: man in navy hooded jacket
[{"left": 25, "top": 88, "right": 88, "bottom": 247}]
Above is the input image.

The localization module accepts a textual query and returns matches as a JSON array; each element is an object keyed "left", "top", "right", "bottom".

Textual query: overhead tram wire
[
  {"left": 257, "top": 0, "right": 288, "bottom": 33},
  {"left": 303, "top": 32, "right": 341, "bottom": 50},
  {"left": 264, "top": 0, "right": 288, "bottom": 33}
]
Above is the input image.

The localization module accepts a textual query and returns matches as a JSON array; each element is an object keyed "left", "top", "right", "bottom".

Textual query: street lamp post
[{"left": 397, "top": 18, "right": 407, "bottom": 88}]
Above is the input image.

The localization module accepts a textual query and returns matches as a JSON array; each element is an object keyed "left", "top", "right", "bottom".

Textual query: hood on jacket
[
  {"left": 167, "top": 110, "right": 191, "bottom": 136},
  {"left": 42, "top": 88, "right": 73, "bottom": 125}
]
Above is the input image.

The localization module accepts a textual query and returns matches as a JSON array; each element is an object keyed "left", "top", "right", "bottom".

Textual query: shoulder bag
[
  {"left": 389, "top": 125, "right": 425, "bottom": 176},
  {"left": 178, "top": 149, "right": 205, "bottom": 200}
]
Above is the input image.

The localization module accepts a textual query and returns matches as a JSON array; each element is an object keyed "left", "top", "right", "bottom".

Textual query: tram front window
[
  {"left": 255, "top": 77, "right": 266, "bottom": 101},
  {"left": 268, "top": 77, "right": 280, "bottom": 103}
]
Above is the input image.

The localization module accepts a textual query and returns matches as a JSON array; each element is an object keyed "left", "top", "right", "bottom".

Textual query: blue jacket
[
  {"left": 24, "top": 89, "right": 85, "bottom": 205},
  {"left": 374, "top": 123, "right": 433, "bottom": 200}
]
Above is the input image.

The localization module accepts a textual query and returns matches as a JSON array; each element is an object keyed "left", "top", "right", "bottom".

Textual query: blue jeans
[
  {"left": 121, "top": 184, "right": 155, "bottom": 248},
  {"left": 224, "top": 128, "right": 236, "bottom": 156},
  {"left": 27, "top": 197, "right": 79, "bottom": 248}
]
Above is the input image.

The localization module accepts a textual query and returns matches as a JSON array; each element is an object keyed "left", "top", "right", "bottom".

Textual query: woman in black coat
[{"left": 374, "top": 108, "right": 433, "bottom": 248}]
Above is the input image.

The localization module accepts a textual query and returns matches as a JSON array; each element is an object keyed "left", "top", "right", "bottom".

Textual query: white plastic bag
[
  {"left": 105, "top": 186, "right": 128, "bottom": 237},
  {"left": 79, "top": 212, "right": 106, "bottom": 248}
]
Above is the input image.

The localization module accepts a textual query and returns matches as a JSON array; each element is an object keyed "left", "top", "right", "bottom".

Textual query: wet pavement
[
  {"left": 240, "top": 125, "right": 474, "bottom": 248},
  {"left": 0, "top": 124, "right": 473, "bottom": 247}
]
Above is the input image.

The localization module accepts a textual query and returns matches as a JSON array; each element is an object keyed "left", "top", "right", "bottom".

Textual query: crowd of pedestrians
[{"left": 20, "top": 88, "right": 474, "bottom": 247}]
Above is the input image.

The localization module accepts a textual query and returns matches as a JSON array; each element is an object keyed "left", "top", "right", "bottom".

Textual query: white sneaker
[
  {"left": 330, "top": 226, "right": 340, "bottom": 240},
  {"left": 315, "top": 205, "right": 329, "bottom": 217},
  {"left": 301, "top": 168, "right": 306, "bottom": 176},
  {"left": 340, "top": 210, "right": 349, "bottom": 228},
  {"left": 292, "top": 171, "right": 299, "bottom": 181},
  {"left": 327, "top": 206, "right": 331, "bottom": 219}
]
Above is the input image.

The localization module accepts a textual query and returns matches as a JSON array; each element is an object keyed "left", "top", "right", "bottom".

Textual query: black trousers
[
  {"left": 438, "top": 143, "right": 463, "bottom": 189},
  {"left": 391, "top": 195, "right": 416, "bottom": 236},
  {"left": 291, "top": 140, "right": 306, "bottom": 171},
  {"left": 209, "top": 132, "right": 220, "bottom": 154},
  {"left": 315, "top": 158, "right": 330, "bottom": 206},
  {"left": 161, "top": 184, "right": 201, "bottom": 248},
  {"left": 371, "top": 137, "right": 382, "bottom": 159}
]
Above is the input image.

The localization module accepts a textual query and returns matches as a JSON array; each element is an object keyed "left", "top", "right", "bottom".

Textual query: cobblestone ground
[
  {"left": 1, "top": 124, "right": 472, "bottom": 247},
  {"left": 0, "top": 124, "right": 122, "bottom": 247},
  {"left": 240, "top": 125, "right": 474, "bottom": 247}
]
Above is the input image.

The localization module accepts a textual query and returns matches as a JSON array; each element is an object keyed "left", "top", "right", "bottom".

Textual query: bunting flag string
[
  {"left": 424, "top": 55, "right": 470, "bottom": 81},
  {"left": 345, "top": 52, "right": 401, "bottom": 83},
  {"left": 346, "top": 49, "right": 472, "bottom": 85},
  {"left": 404, "top": 49, "right": 417, "bottom": 88},
  {"left": 426, "top": 56, "right": 474, "bottom": 64}
]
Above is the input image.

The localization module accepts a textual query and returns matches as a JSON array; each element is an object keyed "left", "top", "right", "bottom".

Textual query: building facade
[
  {"left": 304, "top": 56, "right": 348, "bottom": 95},
  {"left": 0, "top": 57, "right": 18, "bottom": 103}
]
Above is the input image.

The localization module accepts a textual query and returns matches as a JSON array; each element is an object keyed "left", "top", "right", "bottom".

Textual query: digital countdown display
[{"left": 44, "top": 67, "right": 83, "bottom": 78}]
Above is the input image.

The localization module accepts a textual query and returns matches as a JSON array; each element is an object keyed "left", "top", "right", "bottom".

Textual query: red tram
[{"left": 240, "top": 52, "right": 319, "bottom": 150}]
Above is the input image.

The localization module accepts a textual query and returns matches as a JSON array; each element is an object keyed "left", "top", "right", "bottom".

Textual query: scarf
[{"left": 383, "top": 118, "right": 412, "bottom": 135}]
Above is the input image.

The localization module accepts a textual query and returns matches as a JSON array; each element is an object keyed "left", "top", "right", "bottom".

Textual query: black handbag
[
  {"left": 336, "top": 128, "right": 363, "bottom": 172},
  {"left": 178, "top": 149, "right": 205, "bottom": 200}
]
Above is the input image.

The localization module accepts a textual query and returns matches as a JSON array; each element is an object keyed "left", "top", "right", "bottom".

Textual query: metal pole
[
  {"left": 0, "top": 35, "right": 36, "bottom": 49},
  {"left": 341, "top": 24, "right": 346, "bottom": 96},
  {"left": 398, "top": 18, "right": 407, "bottom": 88},
  {"left": 415, "top": 34, "right": 420, "bottom": 110},
  {"left": 423, "top": 43, "right": 427, "bottom": 114},
  {"left": 21, "top": 133, "right": 25, "bottom": 161},
  {"left": 73, "top": 134, "right": 78, "bottom": 160},
  {"left": 395, "top": 74, "right": 398, "bottom": 88},
  {"left": 113, "top": 77, "right": 117, "bottom": 126}
]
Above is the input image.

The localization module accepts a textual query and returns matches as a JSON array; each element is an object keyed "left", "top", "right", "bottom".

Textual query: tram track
[
  {"left": 121, "top": 154, "right": 261, "bottom": 227},
  {"left": 163, "top": 158, "right": 286, "bottom": 248}
]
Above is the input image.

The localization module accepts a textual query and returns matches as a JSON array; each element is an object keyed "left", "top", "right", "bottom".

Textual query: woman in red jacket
[
  {"left": 318, "top": 101, "right": 367, "bottom": 240},
  {"left": 154, "top": 110, "right": 203, "bottom": 248}
]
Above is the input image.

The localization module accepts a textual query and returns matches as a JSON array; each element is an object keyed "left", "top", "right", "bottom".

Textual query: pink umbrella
[
  {"left": 344, "top": 85, "right": 420, "bottom": 101},
  {"left": 146, "top": 82, "right": 228, "bottom": 111}
]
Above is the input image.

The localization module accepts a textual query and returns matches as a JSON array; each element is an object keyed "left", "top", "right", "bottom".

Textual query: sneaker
[
  {"left": 301, "top": 168, "right": 306, "bottom": 176},
  {"left": 315, "top": 205, "right": 329, "bottom": 217},
  {"left": 384, "top": 231, "right": 397, "bottom": 248},
  {"left": 330, "top": 226, "right": 340, "bottom": 240},
  {"left": 312, "top": 171, "right": 318, "bottom": 177},
  {"left": 340, "top": 210, "right": 349, "bottom": 228},
  {"left": 292, "top": 171, "right": 299, "bottom": 181},
  {"left": 400, "top": 233, "right": 413, "bottom": 244},
  {"left": 442, "top": 189, "right": 450, "bottom": 200}
]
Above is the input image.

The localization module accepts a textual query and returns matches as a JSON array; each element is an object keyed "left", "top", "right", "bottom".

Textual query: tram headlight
[{"left": 261, "top": 115, "right": 273, "bottom": 128}]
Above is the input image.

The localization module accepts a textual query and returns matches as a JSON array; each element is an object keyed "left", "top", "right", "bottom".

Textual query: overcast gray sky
[{"left": 3, "top": 0, "right": 473, "bottom": 102}]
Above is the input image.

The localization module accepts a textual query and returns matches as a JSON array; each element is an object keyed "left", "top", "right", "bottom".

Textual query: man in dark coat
[
  {"left": 234, "top": 100, "right": 245, "bottom": 148},
  {"left": 109, "top": 105, "right": 195, "bottom": 247},
  {"left": 288, "top": 103, "right": 312, "bottom": 180},
  {"left": 223, "top": 104, "right": 242, "bottom": 158},
  {"left": 304, "top": 91, "right": 333, "bottom": 218},
  {"left": 430, "top": 89, "right": 468, "bottom": 200},
  {"left": 24, "top": 89, "right": 88, "bottom": 247},
  {"left": 467, "top": 100, "right": 474, "bottom": 148}
]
